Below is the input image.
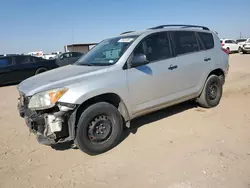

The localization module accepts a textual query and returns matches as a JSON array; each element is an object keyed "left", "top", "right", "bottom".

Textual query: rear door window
[
  {"left": 225, "top": 40, "right": 232, "bottom": 44},
  {"left": 0, "top": 58, "right": 11, "bottom": 67},
  {"left": 171, "top": 31, "right": 199, "bottom": 55},
  {"left": 197, "top": 32, "right": 214, "bottom": 50}
]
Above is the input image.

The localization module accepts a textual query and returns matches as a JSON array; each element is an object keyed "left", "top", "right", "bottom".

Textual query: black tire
[
  {"left": 242, "top": 50, "right": 247, "bottom": 54},
  {"left": 197, "top": 75, "right": 223, "bottom": 108},
  {"left": 238, "top": 47, "right": 242, "bottom": 53},
  {"left": 35, "top": 67, "right": 48, "bottom": 75},
  {"left": 227, "top": 47, "right": 230, "bottom": 54},
  {"left": 75, "top": 102, "right": 123, "bottom": 155}
]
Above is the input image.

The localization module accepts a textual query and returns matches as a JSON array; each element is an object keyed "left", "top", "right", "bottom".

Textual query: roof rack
[
  {"left": 149, "top": 24, "right": 210, "bottom": 31},
  {"left": 120, "top": 31, "right": 135, "bottom": 35}
]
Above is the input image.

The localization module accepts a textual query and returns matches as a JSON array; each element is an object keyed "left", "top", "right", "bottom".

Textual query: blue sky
[{"left": 1, "top": 0, "right": 250, "bottom": 54}]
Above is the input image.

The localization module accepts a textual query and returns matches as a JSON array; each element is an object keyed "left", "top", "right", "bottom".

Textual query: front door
[
  {"left": 127, "top": 32, "right": 176, "bottom": 115},
  {"left": 56, "top": 52, "right": 72, "bottom": 66}
]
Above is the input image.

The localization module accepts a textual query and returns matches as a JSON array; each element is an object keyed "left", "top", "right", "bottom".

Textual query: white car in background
[
  {"left": 236, "top": 38, "right": 247, "bottom": 48},
  {"left": 220, "top": 39, "right": 240, "bottom": 54},
  {"left": 241, "top": 38, "right": 250, "bottom": 54}
]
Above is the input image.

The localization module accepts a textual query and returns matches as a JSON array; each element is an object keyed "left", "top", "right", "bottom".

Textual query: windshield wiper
[{"left": 78, "top": 63, "right": 95, "bottom": 66}]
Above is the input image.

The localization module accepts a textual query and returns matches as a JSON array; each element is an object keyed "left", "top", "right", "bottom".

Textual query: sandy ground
[{"left": 0, "top": 54, "right": 250, "bottom": 188}]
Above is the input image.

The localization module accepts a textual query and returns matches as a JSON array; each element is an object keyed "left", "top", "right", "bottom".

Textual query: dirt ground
[{"left": 0, "top": 54, "right": 250, "bottom": 188}]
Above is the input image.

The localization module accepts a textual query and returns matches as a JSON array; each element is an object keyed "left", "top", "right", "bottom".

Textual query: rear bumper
[{"left": 18, "top": 99, "right": 78, "bottom": 146}]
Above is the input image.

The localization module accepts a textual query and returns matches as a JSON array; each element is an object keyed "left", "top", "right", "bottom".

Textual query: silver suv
[{"left": 17, "top": 24, "right": 229, "bottom": 155}]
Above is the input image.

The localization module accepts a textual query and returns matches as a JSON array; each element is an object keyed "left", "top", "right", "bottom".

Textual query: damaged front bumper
[{"left": 18, "top": 95, "right": 78, "bottom": 146}]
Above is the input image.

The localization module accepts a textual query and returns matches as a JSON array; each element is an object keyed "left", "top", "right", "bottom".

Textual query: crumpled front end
[{"left": 18, "top": 92, "right": 78, "bottom": 145}]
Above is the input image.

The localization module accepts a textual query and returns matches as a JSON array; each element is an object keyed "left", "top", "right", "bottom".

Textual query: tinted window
[
  {"left": 63, "top": 53, "right": 72, "bottom": 58},
  {"left": 72, "top": 52, "right": 82, "bottom": 57},
  {"left": 32, "top": 56, "right": 42, "bottom": 62},
  {"left": 0, "top": 58, "right": 11, "bottom": 67},
  {"left": 134, "top": 32, "right": 171, "bottom": 63},
  {"left": 198, "top": 32, "right": 214, "bottom": 50},
  {"left": 172, "top": 31, "right": 199, "bottom": 55},
  {"left": 236, "top": 39, "right": 247, "bottom": 43},
  {"left": 16, "top": 56, "right": 32, "bottom": 64},
  {"left": 225, "top": 40, "right": 232, "bottom": 44}
]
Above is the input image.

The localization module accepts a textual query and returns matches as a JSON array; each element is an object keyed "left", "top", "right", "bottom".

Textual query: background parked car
[
  {"left": 241, "top": 38, "right": 250, "bottom": 54},
  {"left": 220, "top": 39, "right": 240, "bottom": 53},
  {"left": 0, "top": 55, "right": 59, "bottom": 85},
  {"left": 236, "top": 38, "right": 247, "bottom": 52},
  {"left": 53, "top": 52, "right": 84, "bottom": 66}
]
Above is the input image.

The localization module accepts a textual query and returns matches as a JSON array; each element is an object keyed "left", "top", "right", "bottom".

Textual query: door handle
[
  {"left": 168, "top": 65, "right": 178, "bottom": 70},
  {"left": 204, "top": 57, "right": 211, "bottom": 62}
]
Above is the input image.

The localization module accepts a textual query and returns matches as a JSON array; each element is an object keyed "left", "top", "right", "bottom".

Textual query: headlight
[{"left": 28, "top": 88, "right": 68, "bottom": 110}]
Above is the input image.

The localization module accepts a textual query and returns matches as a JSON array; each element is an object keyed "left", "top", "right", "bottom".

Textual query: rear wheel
[
  {"left": 75, "top": 102, "right": 123, "bottom": 155},
  {"left": 238, "top": 47, "right": 242, "bottom": 53},
  {"left": 197, "top": 75, "right": 223, "bottom": 108},
  {"left": 227, "top": 47, "right": 230, "bottom": 54}
]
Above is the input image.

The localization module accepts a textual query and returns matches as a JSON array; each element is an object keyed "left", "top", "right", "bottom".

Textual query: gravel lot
[{"left": 0, "top": 54, "right": 250, "bottom": 188}]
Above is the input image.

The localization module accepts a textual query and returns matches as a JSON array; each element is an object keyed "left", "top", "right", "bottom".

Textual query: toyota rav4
[{"left": 17, "top": 24, "right": 229, "bottom": 155}]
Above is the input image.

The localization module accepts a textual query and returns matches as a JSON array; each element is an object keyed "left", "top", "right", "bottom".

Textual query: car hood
[{"left": 18, "top": 64, "right": 108, "bottom": 96}]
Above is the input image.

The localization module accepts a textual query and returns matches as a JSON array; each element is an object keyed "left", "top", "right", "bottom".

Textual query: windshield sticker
[
  {"left": 118, "top": 38, "right": 134, "bottom": 43},
  {"left": 109, "top": 60, "right": 114, "bottom": 63}
]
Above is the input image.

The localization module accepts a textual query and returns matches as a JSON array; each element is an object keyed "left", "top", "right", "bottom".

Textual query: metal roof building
[{"left": 64, "top": 43, "right": 97, "bottom": 54}]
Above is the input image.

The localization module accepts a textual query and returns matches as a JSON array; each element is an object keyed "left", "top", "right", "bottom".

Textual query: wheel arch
[
  {"left": 199, "top": 68, "right": 225, "bottom": 96},
  {"left": 74, "top": 92, "right": 130, "bottom": 128},
  {"left": 35, "top": 67, "right": 48, "bottom": 75}
]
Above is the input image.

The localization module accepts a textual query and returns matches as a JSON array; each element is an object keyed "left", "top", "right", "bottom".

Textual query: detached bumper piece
[{"left": 18, "top": 97, "right": 77, "bottom": 146}]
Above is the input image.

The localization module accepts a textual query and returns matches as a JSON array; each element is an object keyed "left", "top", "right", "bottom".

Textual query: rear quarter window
[{"left": 198, "top": 32, "right": 214, "bottom": 50}]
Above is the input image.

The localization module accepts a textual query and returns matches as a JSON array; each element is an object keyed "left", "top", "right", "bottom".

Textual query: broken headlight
[{"left": 28, "top": 88, "right": 68, "bottom": 110}]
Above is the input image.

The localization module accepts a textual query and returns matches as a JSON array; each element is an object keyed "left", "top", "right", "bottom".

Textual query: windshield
[{"left": 75, "top": 35, "right": 138, "bottom": 66}]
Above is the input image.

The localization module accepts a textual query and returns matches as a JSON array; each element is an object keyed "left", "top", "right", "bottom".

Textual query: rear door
[
  {"left": 168, "top": 30, "right": 213, "bottom": 96},
  {"left": 225, "top": 40, "right": 238, "bottom": 51},
  {"left": 0, "top": 57, "right": 15, "bottom": 84},
  {"left": 230, "top": 40, "right": 238, "bottom": 51}
]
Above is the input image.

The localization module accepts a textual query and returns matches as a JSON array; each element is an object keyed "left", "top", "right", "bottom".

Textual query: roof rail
[
  {"left": 120, "top": 31, "right": 135, "bottom": 35},
  {"left": 149, "top": 24, "right": 210, "bottom": 31}
]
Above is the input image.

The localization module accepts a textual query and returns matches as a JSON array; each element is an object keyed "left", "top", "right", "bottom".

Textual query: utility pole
[
  {"left": 72, "top": 28, "right": 75, "bottom": 52},
  {"left": 72, "top": 28, "right": 75, "bottom": 44},
  {"left": 240, "top": 32, "right": 242, "bottom": 39}
]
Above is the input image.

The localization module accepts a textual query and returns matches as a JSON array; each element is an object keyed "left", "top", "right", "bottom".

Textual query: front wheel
[
  {"left": 75, "top": 102, "right": 123, "bottom": 155},
  {"left": 197, "top": 75, "right": 223, "bottom": 108}
]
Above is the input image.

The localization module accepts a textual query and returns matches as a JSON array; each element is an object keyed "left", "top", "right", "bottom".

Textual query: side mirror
[{"left": 131, "top": 54, "right": 149, "bottom": 68}]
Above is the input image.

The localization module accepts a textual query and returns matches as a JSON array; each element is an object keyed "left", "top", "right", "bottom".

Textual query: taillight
[
  {"left": 222, "top": 48, "right": 229, "bottom": 55},
  {"left": 221, "top": 43, "right": 225, "bottom": 46}
]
